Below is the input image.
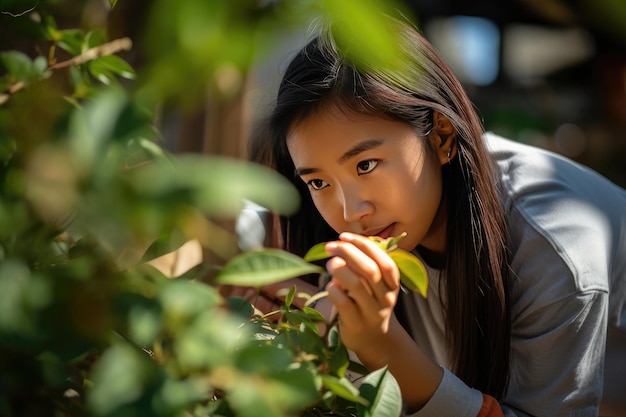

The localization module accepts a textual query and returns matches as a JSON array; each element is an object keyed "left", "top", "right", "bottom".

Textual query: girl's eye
[
  {"left": 357, "top": 159, "right": 378, "bottom": 175},
  {"left": 306, "top": 179, "right": 329, "bottom": 191}
]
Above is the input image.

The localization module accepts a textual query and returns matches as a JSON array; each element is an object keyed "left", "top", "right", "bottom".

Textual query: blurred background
[
  {"left": 3, "top": 0, "right": 625, "bottom": 187},
  {"left": 138, "top": 0, "right": 626, "bottom": 187}
]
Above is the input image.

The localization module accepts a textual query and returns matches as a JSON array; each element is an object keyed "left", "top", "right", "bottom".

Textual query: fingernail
[{"left": 325, "top": 242, "right": 338, "bottom": 251}]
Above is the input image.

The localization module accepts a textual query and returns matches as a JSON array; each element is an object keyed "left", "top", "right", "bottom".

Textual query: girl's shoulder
[
  {"left": 484, "top": 131, "right": 626, "bottom": 207},
  {"left": 483, "top": 132, "right": 625, "bottom": 296}
]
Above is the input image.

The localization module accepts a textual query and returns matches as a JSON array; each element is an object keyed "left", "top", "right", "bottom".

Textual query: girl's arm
[{"left": 324, "top": 233, "right": 506, "bottom": 416}]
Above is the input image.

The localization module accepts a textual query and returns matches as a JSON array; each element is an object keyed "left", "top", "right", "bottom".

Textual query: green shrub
[{"left": 0, "top": 1, "right": 411, "bottom": 416}]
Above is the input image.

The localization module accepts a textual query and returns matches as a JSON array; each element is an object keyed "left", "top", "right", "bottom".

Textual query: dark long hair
[{"left": 249, "top": 17, "right": 511, "bottom": 398}]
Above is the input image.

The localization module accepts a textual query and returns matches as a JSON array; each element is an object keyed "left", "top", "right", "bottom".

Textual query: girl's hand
[
  {"left": 325, "top": 232, "right": 443, "bottom": 409},
  {"left": 324, "top": 232, "right": 401, "bottom": 358}
]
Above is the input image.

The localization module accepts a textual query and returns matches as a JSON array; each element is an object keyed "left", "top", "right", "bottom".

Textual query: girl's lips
[{"left": 375, "top": 223, "right": 395, "bottom": 239}]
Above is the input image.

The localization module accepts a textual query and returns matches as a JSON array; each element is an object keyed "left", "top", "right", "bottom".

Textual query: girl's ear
[{"left": 429, "top": 111, "right": 458, "bottom": 165}]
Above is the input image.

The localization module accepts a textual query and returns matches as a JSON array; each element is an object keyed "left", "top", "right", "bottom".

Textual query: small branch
[
  {"left": 0, "top": 81, "right": 24, "bottom": 106},
  {"left": 0, "top": 37, "right": 133, "bottom": 106},
  {"left": 49, "top": 37, "right": 132, "bottom": 70}
]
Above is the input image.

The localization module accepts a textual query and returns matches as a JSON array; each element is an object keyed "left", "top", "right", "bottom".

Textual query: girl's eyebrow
[
  {"left": 337, "top": 139, "right": 384, "bottom": 164},
  {"left": 294, "top": 167, "right": 318, "bottom": 177},
  {"left": 294, "top": 138, "right": 384, "bottom": 177}
]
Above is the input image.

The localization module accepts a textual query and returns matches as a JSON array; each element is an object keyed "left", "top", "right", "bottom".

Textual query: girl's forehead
[
  {"left": 288, "top": 107, "right": 389, "bottom": 139},
  {"left": 286, "top": 108, "right": 424, "bottom": 164},
  {"left": 287, "top": 110, "right": 373, "bottom": 152}
]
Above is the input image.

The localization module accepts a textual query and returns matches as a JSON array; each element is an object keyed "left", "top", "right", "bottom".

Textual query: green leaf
[
  {"left": 327, "top": 340, "right": 349, "bottom": 378},
  {"left": 368, "top": 231, "right": 407, "bottom": 251},
  {"left": 109, "top": 0, "right": 118, "bottom": 8},
  {"left": 56, "top": 29, "right": 85, "bottom": 55},
  {"left": 140, "top": 230, "right": 189, "bottom": 263},
  {"left": 320, "top": 375, "right": 368, "bottom": 406},
  {"left": 87, "top": 59, "right": 115, "bottom": 85},
  {"left": 87, "top": 343, "right": 157, "bottom": 415},
  {"left": 0, "top": 51, "right": 50, "bottom": 85},
  {"left": 85, "top": 29, "right": 108, "bottom": 50},
  {"left": 0, "top": 260, "right": 51, "bottom": 335},
  {"left": 214, "top": 249, "right": 323, "bottom": 287},
  {"left": 152, "top": 377, "right": 211, "bottom": 415},
  {"left": 126, "top": 298, "right": 162, "bottom": 347},
  {"left": 303, "top": 242, "right": 330, "bottom": 262},
  {"left": 321, "top": 0, "right": 410, "bottom": 71},
  {"left": 227, "top": 366, "right": 318, "bottom": 417},
  {"left": 235, "top": 343, "right": 293, "bottom": 375},
  {"left": 175, "top": 309, "right": 244, "bottom": 370},
  {"left": 357, "top": 366, "right": 402, "bottom": 417},
  {"left": 90, "top": 55, "right": 136, "bottom": 80},
  {"left": 227, "top": 296, "right": 255, "bottom": 322},
  {"left": 285, "top": 285, "right": 296, "bottom": 308},
  {"left": 128, "top": 155, "right": 300, "bottom": 218},
  {"left": 300, "top": 306, "right": 325, "bottom": 322},
  {"left": 158, "top": 279, "right": 221, "bottom": 322},
  {"left": 283, "top": 311, "right": 319, "bottom": 334},
  {"left": 389, "top": 249, "right": 428, "bottom": 297},
  {"left": 272, "top": 365, "right": 319, "bottom": 408},
  {"left": 68, "top": 87, "right": 128, "bottom": 171},
  {"left": 0, "top": 51, "right": 32, "bottom": 79}
]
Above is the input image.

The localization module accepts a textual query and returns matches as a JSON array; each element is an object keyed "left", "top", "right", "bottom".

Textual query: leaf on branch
[
  {"left": 320, "top": 375, "right": 368, "bottom": 406},
  {"left": 214, "top": 249, "right": 324, "bottom": 287}
]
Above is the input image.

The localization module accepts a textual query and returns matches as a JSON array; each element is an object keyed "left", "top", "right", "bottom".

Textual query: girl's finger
[
  {"left": 327, "top": 279, "right": 362, "bottom": 326},
  {"left": 339, "top": 232, "right": 400, "bottom": 290},
  {"left": 325, "top": 243, "right": 388, "bottom": 308},
  {"left": 325, "top": 240, "right": 382, "bottom": 287},
  {"left": 326, "top": 255, "right": 379, "bottom": 310}
]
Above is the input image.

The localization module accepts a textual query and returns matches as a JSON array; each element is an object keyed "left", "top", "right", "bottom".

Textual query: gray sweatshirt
[{"left": 404, "top": 133, "right": 626, "bottom": 417}]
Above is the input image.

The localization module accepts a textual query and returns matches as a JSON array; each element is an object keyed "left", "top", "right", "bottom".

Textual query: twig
[
  {"left": 0, "top": 37, "right": 133, "bottom": 106},
  {"left": 49, "top": 37, "right": 132, "bottom": 70},
  {"left": 0, "top": 81, "right": 24, "bottom": 106}
]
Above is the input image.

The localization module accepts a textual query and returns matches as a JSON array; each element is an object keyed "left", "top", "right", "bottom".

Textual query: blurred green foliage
[{"left": 0, "top": 0, "right": 411, "bottom": 416}]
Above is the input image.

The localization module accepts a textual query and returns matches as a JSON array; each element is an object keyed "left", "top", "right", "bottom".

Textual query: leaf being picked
[
  {"left": 303, "top": 232, "right": 428, "bottom": 297},
  {"left": 303, "top": 242, "right": 330, "bottom": 263},
  {"left": 388, "top": 249, "right": 428, "bottom": 298}
]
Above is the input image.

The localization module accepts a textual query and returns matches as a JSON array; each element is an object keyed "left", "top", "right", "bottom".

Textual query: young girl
[{"left": 247, "top": 16, "right": 626, "bottom": 417}]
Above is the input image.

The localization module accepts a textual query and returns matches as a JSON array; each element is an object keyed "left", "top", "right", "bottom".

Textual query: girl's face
[{"left": 287, "top": 108, "right": 448, "bottom": 253}]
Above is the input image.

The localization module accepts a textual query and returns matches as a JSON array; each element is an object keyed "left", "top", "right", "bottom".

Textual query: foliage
[{"left": 0, "top": 0, "right": 415, "bottom": 416}]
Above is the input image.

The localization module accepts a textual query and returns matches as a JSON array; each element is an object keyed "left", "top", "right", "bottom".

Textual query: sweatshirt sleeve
[
  {"left": 404, "top": 370, "right": 503, "bottom": 417},
  {"left": 406, "top": 368, "right": 484, "bottom": 417}
]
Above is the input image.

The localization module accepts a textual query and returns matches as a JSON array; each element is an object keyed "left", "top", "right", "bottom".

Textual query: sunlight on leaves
[
  {"left": 214, "top": 249, "right": 324, "bottom": 287},
  {"left": 389, "top": 249, "right": 428, "bottom": 297}
]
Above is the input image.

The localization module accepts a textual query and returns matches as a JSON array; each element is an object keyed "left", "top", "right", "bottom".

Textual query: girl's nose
[{"left": 341, "top": 186, "right": 374, "bottom": 223}]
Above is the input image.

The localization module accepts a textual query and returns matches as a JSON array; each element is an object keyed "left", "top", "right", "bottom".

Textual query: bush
[{"left": 0, "top": 0, "right": 412, "bottom": 416}]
